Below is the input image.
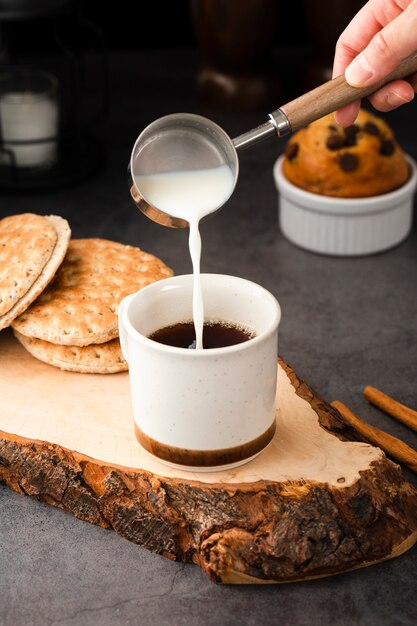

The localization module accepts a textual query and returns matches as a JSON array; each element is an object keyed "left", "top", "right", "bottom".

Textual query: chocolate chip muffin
[{"left": 282, "top": 109, "right": 409, "bottom": 198}]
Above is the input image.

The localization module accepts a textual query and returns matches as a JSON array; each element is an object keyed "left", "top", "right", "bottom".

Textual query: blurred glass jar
[
  {"left": 0, "top": 68, "right": 59, "bottom": 168},
  {"left": 303, "top": 0, "right": 366, "bottom": 88},
  {"left": 190, "top": 0, "right": 279, "bottom": 112}
]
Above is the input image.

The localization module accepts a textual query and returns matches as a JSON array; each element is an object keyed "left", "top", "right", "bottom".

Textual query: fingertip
[
  {"left": 368, "top": 80, "right": 415, "bottom": 112},
  {"left": 334, "top": 102, "right": 361, "bottom": 127},
  {"left": 345, "top": 54, "right": 375, "bottom": 87},
  {"left": 387, "top": 87, "right": 415, "bottom": 108}
]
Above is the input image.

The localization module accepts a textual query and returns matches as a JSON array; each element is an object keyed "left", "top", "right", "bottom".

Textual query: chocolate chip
[
  {"left": 344, "top": 137, "right": 357, "bottom": 147},
  {"left": 326, "top": 134, "right": 345, "bottom": 150},
  {"left": 328, "top": 124, "right": 338, "bottom": 131},
  {"left": 339, "top": 153, "right": 359, "bottom": 172},
  {"left": 363, "top": 122, "right": 380, "bottom": 136},
  {"left": 285, "top": 142, "right": 299, "bottom": 161},
  {"left": 345, "top": 124, "right": 360, "bottom": 138},
  {"left": 380, "top": 139, "right": 395, "bottom": 156},
  {"left": 342, "top": 124, "right": 360, "bottom": 147}
]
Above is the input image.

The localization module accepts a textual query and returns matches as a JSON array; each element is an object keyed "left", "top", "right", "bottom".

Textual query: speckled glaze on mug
[{"left": 118, "top": 274, "right": 281, "bottom": 471}]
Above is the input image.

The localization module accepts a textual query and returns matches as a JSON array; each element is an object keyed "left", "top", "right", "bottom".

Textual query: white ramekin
[{"left": 273, "top": 154, "right": 417, "bottom": 256}]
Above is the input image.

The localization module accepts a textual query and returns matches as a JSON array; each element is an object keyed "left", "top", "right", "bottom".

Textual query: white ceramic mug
[{"left": 118, "top": 273, "right": 281, "bottom": 471}]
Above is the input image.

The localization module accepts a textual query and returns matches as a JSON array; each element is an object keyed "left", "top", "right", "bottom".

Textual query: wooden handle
[
  {"left": 279, "top": 51, "right": 417, "bottom": 131},
  {"left": 364, "top": 386, "right": 417, "bottom": 433},
  {"left": 331, "top": 400, "right": 417, "bottom": 474}
]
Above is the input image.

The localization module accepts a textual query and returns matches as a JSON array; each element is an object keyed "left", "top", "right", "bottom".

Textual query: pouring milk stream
[{"left": 136, "top": 165, "right": 235, "bottom": 349}]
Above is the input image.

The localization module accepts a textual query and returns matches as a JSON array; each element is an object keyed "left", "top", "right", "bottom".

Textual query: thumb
[{"left": 345, "top": 0, "right": 417, "bottom": 87}]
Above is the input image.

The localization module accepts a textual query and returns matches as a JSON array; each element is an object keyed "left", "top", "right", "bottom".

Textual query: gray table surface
[{"left": 1, "top": 50, "right": 417, "bottom": 626}]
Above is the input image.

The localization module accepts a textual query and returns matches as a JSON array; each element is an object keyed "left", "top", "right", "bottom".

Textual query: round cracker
[
  {"left": 12, "top": 238, "right": 173, "bottom": 345},
  {"left": 0, "top": 215, "right": 71, "bottom": 331},
  {"left": 14, "top": 330, "right": 127, "bottom": 374},
  {"left": 0, "top": 213, "right": 58, "bottom": 316}
]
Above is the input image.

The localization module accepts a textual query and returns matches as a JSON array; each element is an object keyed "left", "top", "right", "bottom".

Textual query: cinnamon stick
[
  {"left": 363, "top": 386, "right": 417, "bottom": 433},
  {"left": 331, "top": 400, "right": 417, "bottom": 474}
]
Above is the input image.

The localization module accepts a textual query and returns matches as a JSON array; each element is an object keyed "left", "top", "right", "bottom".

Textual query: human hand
[{"left": 333, "top": 0, "right": 417, "bottom": 126}]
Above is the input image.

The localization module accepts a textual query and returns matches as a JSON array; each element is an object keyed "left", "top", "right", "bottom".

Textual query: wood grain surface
[{"left": 1, "top": 329, "right": 416, "bottom": 583}]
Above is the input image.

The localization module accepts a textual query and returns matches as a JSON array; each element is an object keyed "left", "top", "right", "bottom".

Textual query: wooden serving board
[{"left": 1, "top": 328, "right": 416, "bottom": 583}]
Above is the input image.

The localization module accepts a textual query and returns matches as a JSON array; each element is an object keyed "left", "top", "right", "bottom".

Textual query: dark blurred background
[
  {"left": 1, "top": 0, "right": 366, "bottom": 95},
  {"left": 0, "top": 0, "right": 369, "bottom": 191},
  {"left": 2, "top": 1, "right": 308, "bottom": 53}
]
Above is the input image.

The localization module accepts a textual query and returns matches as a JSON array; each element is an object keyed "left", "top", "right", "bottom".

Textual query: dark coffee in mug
[{"left": 148, "top": 320, "right": 255, "bottom": 349}]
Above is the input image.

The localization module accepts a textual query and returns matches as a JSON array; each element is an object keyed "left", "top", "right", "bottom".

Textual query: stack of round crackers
[
  {"left": 12, "top": 237, "right": 173, "bottom": 374},
  {"left": 0, "top": 213, "right": 173, "bottom": 374},
  {"left": 0, "top": 213, "right": 71, "bottom": 331}
]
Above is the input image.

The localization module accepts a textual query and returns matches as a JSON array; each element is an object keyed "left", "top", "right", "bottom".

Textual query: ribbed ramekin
[{"left": 273, "top": 154, "right": 417, "bottom": 256}]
